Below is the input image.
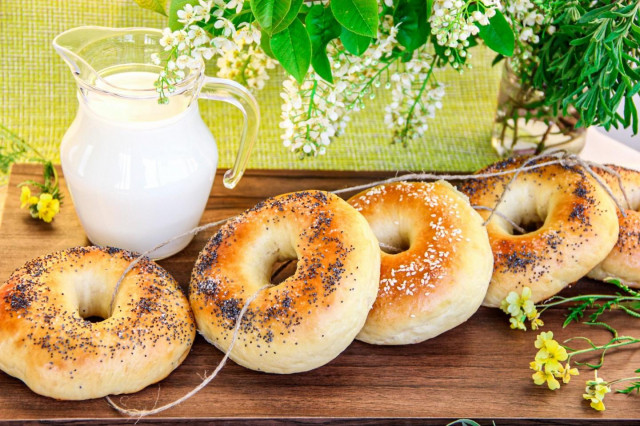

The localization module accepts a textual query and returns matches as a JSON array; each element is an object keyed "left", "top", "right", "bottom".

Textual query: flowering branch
[
  {"left": 501, "top": 279, "right": 640, "bottom": 411},
  {"left": 136, "top": 0, "right": 512, "bottom": 157},
  {"left": 0, "top": 124, "right": 62, "bottom": 223}
]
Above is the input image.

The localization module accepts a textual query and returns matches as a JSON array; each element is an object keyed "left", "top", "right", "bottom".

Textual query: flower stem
[
  {"left": 567, "top": 338, "right": 640, "bottom": 359},
  {"left": 402, "top": 55, "right": 438, "bottom": 142},
  {"left": 0, "top": 124, "right": 46, "bottom": 161}
]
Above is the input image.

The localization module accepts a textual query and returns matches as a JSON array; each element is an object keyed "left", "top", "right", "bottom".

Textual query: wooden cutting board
[{"left": 1, "top": 163, "right": 639, "bottom": 423}]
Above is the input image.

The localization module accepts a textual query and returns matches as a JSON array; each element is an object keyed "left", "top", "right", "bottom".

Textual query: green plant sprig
[
  {"left": 535, "top": 278, "right": 640, "bottom": 328},
  {"left": 0, "top": 124, "right": 62, "bottom": 222},
  {"left": 531, "top": 0, "right": 640, "bottom": 134},
  {"left": 504, "top": 279, "right": 640, "bottom": 411}
]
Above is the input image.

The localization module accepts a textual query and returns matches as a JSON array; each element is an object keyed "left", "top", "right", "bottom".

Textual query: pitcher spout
[{"left": 53, "top": 26, "right": 171, "bottom": 91}]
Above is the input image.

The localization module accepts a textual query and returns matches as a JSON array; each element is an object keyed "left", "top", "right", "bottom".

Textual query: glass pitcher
[{"left": 53, "top": 26, "right": 259, "bottom": 259}]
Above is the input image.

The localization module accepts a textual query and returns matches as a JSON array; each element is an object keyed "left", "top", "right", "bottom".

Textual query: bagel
[
  {"left": 347, "top": 181, "right": 493, "bottom": 345},
  {"left": 459, "top": 156, "right": 619, "bottom": 307},
  {"left": 189, "top": 190, "right": 380, "bottom": 373},
  {"left": 588, "top": 165, "right": 640, "bottom": 287},
  {"left": 0, "top": 246, "right": 195, "bottom": 400}
]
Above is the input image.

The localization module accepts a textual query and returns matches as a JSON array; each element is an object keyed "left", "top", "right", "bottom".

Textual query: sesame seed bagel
[
  {"left": 588, "top": 165, "right": 640, "bottom": 287},
  {"left": 347, "top": 181, "right": 493, "bottom": 345},
  {"left": 459, "top": 156, "right": 619, "bottom": 307},
  {"left": 189, "top": 191, "right": 380, "bottom": 374},
  {"left": 0, "top": 246, "right": 195, "bottom": 400}
]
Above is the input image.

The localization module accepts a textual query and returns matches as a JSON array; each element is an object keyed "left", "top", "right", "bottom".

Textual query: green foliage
[
  {"left": 270, "top": 19, "right": 311, "bottom": 83},
  {"left": 477, "top": 10, "right": 514, "bottom": 57},
  {"left": 331, "top": 0, "right": 379, "bottom": 38},
  {"left": 0, "top": 128, "right": 28, "bottom": 175},
  {"left": 563, "top": 298, "right": 596, "bottom": 328},
  {"left": 250, "top": 0, "right": 292, "bottom": 35},
  {"left": 169, "top": 0, "right": 196, "bottom": 30},
  {"left": 134, "top": 0, "right": 168, "bottom": 16},
  {"left": 446, "top": 420, "right": 482, "bottom": 426},
  {"left": 271, "top": 0, "right": 303, "bottom": 34},
  {"left": 339, "top": 27, "right": 370, "bottom": 56},
  {"left": 617, "top": 382, "right": 640, "bottom": 395},
  {"left": 159, "top": 0, "right": 517, "bottom": 87},
  {"left": 394, "top": 0, "right": 430, "bottom": 53},
  {"left": 532, "top": 1, "right": 640, "bottom": 133},
  {"left": 306, "top": 5, "right": 342, "bottom": 83}
]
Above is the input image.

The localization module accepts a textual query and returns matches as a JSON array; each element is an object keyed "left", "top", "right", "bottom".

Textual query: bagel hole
[
  {"left": 270, "top": 258, "right": 299, "bottom": 285},
  {"left": 508, "top": 215, "right": 546, "bottom": 236},
  {"left": 83, "top": 315, "right": 106, "bottom": 323},
  {"left": 377, "top": 230, "right": 411, "bottom": 255},
  {"left": 380, "top": 238, "right": 410, "bottom": 254}
]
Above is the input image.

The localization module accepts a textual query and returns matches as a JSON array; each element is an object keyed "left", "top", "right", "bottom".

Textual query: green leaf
[
  {"left": 331, "top": 0, "right": 378, "bottom": 38},
  {"left": 394, "top": 0, "right": 429, "bottom": 52},
  {"left": 260, "top": 31, "right": 275, "bottom": 59},
  {"left": 271, "top": 19, "right": 311, "bottom": 83},
  {"left": 306, "top": 5, "right": 341, "bottom": 83},
  {"left": 134, "top": 0, "right": 167, "bottom": 16},
  {"left": 340, "top": 27, "right": 370, "bottom": 56},
  {"left": 477, "top": 9, "right": 515, "bottom": 57},
  {"left": 250, "top": 0, "right": 292, "bottom": 34},
  {"left": 169, "top": 0, "right": 196, "bottom": 31},
  {"left": 272, "top": 0, "right": 304, "bottom": 34},
  {"left": 426, "top": 0, "right": 434, "bottom": 19}
]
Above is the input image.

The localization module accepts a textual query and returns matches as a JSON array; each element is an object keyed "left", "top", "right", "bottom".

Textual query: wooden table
[{"left": 1, "top": 163, "right": 639, "bottom": 423}]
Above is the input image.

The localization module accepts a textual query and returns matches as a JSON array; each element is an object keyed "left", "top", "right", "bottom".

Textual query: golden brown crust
[
  {"left": 190, "top": 191, "right": 380, "bottom": 373},
  {"left": 458, "top": 156, "right": 619, "bottom": 306},
  {"left": 588, "top": 165, "right": 640, "bottom": 286},
  {"left": 0, "top": 246, "right": 195, "bottom": 400},
  {"left": 348, "top": 181, "right": 493, "bottom": 344}
]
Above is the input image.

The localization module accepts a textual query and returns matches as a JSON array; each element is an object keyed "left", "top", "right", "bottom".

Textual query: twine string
[
  {"left": 104, "top": 152, "right": 631, "bottom": 417},
  {"left": 108, "top": 218, "right": 230, "bottom": 316},
  {"left": 106, "top": 284, "right": 270, "bottom": 417},
  {"left": 472, "top": 205, "right": 528, "bottom": 234}
]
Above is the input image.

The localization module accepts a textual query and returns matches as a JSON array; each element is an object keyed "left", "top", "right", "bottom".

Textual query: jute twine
[{"left": 106, "top": 151, "right": 631, "bottom": 417}]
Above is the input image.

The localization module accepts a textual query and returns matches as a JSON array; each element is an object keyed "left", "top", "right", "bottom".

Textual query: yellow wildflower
[
  {"left": 583, "top": 372, "right": 611, "bottom": 411},
  {"left": 509, "top": 316, "right": 526, "bottom": 330},
  {"left": 528, "top": 312, "right": 544, "bottom": 330},
  {"left": 535, "top": 331, "right": 554, "bottom": 349},
  {"left": 536, "top": 339, "right": 568, "bottom": 373},
  {"left": 20, "top": 186, "right": 38, "bottom": 209},
  {"left": 501, "top": 287, "right": 542, "bottom": 331},
  {"left": 531, "top": 362, "right": 561, "bottom": 390},
  {"left": 36, "top": 193, "right": 60, "bottom": 223},
  {"left": 502, "top": 287, "right": 532, "bottom": 316},
  {"left": 557, "top": 362, "right": 579, "bottom": 384}
]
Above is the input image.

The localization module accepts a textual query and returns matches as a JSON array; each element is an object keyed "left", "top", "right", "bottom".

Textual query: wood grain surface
[{"left": 0, "top": 163, "right": 639, "bottom": 424}]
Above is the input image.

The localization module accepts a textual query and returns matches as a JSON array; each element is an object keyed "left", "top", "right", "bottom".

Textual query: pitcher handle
[{"left": 199, "top": 76, "right": 260, "bottom": 189}]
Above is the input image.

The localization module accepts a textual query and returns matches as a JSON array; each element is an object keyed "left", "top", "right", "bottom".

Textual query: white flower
[
  {"left": 233, "top": 22, "right": 261, "bottom": 46},
  {"left": 159, "top": 28, "right": 176, "bottom": 50},
  {"left": 212, "top": 36, "right": 238, "bottom": 53},
  {"left": 216, "top": 42, "right": 275, "bottom": 91},
  {"left": 198, "top": 0, "right": 214, "bottom": 18},
  {"left": 150, "top": 53, "right": 161, "bottom": 65},
  {"left": 196, "top": 46, "right": 215, "bottom": 60},
  {"left": 226, "top": 0, "right": 244, "bottom": 14},
  {"left": 383, "top": 48, "right": 445, "bottom": 145},
  {"left": 520, "top": 27, "right": 534, "bottom": 41},
  {"left": 189, "top": 25, "right": 210, "bottom": 46},
  {"left": 173, "top": 30, "right": 189, "bottom": 51},
  {"left": 176, "top": 55, "right": 191, "bottom": 69},
  {"left": 214, "top": 17, "right": 236, "bottom": 38},
  {"left": 177, "top": 4, "right": 199, "bottom": 25}
]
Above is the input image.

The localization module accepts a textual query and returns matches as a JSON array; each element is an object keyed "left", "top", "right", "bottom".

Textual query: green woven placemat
[{"left": 0, "top": 0, "right": 501, "bottom": 185}]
